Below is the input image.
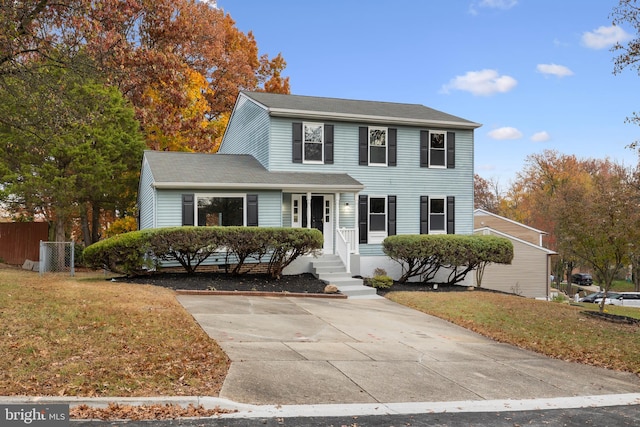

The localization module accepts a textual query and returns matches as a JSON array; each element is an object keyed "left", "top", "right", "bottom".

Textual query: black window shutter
[
  {"left": 292, "top": 123, "right": 302, "bottom": 163},
  {"left": 182, "top": 194, "right": 194, "bottom": 226},
  {"left": 324, "top": 124, "right": 334, "bottom": 164},
  {"left": 359, "top": 127, "right": 368, "bottom": 165},
  {"left": 447, "top": 131, "right": 455, "bottom": 169},
  {"left": 420, "top": 196, "right": 429, "bottom": 234},
  {"left": 388, "top": 128, "right": 397, "bottom": 166},
  {"left": 387, "top": 195, "right": 396, "bottom": 236},
  {"left": 358, "top": 195, "right": 368, "bottom": 243},
  {"left": 420, "top": 130, "right": 429, "bottom": 167},
  {"left": 246, "top": 194, "right": 259, "bottom": 226},
  {"left": 446, "top": 196, "right": 455, "bottom": 234}
]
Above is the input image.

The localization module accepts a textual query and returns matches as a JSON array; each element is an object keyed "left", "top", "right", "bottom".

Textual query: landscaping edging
[
  {"left": 581, "top": 310, "right": 640, "bottom": 325},
  {"left": 175, "top": 289, "right": 347, "bottom": 298}
]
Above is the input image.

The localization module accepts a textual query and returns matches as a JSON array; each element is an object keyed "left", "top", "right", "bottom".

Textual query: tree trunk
[
  {"left": 90, "top": 203, "right": 101, "bottom": 244},
  {"left": 80, "top": 207, "right": 92, "bottom": 247}
]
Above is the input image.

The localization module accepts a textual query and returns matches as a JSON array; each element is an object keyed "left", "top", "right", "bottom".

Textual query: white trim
[
  {"left": 194, "top": 193, "right": 247, "bottom": 227},
  {"left": 367, "top": 195, "right": 387, "bottom": 244},
  {"left": 368, "top": 126, "right": 388, "bottom": 167},
  {"left": 302, "top": 122, "right": 324, "bottom": 164},
  {"left": 428, "top": 130, "right": 447, "bottom": 169},
  {"left": 474, "top": 209, "right": 548, "bottom": 235},
  {"left": 267, "top": 108, "right": 482, "bottom": 129},
  {"left": 474, "top": 227, "right": 557, "bottom": 254},
  {"left": 153, "top": 182, "right": 364, "bottom": 192},
  {"left": 428, "top": 195, "right": 447, "bottom": 234}
]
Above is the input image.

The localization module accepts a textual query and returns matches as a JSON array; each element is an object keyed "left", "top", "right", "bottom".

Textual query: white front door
[{"left": 291, "top": 194, "right": 333, "bottom": 253}]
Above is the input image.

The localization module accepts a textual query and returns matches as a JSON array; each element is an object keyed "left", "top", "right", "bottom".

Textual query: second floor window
[
  {"left": 303, "top": 123, "right": 323, "bottom": 163},
  {"left": 430, "top": 131, "right": 446, "bottom": 167},
  {"left": 369, "top": 127, "right": 387, "bottom": 165}
]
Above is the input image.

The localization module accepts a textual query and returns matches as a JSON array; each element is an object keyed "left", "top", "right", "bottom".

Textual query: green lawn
[{"left": 386, "top": 290, "right": 640, "bottom": 374}]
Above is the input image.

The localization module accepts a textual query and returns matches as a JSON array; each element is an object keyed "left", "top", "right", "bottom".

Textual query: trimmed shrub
[
  {"left": 147, "top": 227, "right": 225, "bottom": 274},
  {"left": 265, "top": 228, "right": 323, "bottom": 279},
  {"left": 383, "top": 234, "right": 513, "bottom": 285},
  {"left": 83, "top": 230, "right": 153, "bottom": 276}
]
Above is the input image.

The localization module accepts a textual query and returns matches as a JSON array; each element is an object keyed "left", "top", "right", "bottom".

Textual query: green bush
[
  {"left": 383, "top": 234, "right": 513, "bottom": 285},
  {"left": 84, "top": 226, "right": 323, "bottom": 277},
  {"left": 147, "top": 227, "right": 225, "bottom": 274},
  {"left": 83, "top": 230, "right": 153, "bottom": 276}
]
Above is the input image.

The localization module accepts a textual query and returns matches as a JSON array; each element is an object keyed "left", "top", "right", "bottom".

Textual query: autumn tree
[
  {"left": 0, "top": 0, "right": 290, "bottom": 153},
  {"left": 0, "top": 56, "right": 145, "bottom": 244},
  {"left": 611, "top": 0, "right": 640, "bottom": 147},
  {"left": 474, "top": 174, "right": 501, "bottom": 213},
  {"left": 553, "top": 162, "right": 636, "bottom": 311}
]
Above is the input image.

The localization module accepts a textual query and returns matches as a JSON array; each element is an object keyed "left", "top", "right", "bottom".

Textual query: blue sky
[{"left": 215, "top": 0, "right": 639, "bottom": 187}]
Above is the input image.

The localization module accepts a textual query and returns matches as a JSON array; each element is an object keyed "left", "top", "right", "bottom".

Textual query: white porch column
[
  {"left": 306, "top": 192, "right": 312, "bottom": 229},
  {"left": 354, "top": 191, "right": 359, "bottom": 254},
  {"left": 335, "top": 192, "right": 340, "bottom": 232}
]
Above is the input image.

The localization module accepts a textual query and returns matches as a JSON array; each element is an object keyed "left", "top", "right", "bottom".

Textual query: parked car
[
  {"left": 579, "top": 292, "right": 620, "bottom": 303},
  {"left": 571, "top": 273, "right": 593, "bottom": 286},
  {"left": 595, "top": 292, "right": 640, "bottom": 307}
]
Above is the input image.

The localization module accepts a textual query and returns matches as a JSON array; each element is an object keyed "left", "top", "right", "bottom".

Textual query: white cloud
[
  {"left": 469, "top": 0, "right": 518, "bottom": 13},
  {"left": 441, "top": 69, "right": 517, "bottom": 96},
  {"left": 582, "top": 25, "right": 631, "bottom": 49},
  {"left": 479, "top": 0, "right": 518, "bottom": 9},
  {"left": 531, "top": 131, "right": 550, "bottom": 142},
  {"left": 536, "top": 63, "right": 574, "bottom": 78},
  {"left": 488, "top": 127, "right": 523, "bottom": 140}
]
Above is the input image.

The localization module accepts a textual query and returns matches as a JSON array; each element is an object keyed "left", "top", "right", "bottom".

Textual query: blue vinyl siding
[
  {"left": 138, "top": 159, "right": 156, "bottom": 230},
  {"left": 218, "top": 95, "right": 271, "bottom": 168},
  {"left": 267, "top": 117, "right": 474, "bottom": 253},
  {"left": 155, "top": 190, "right": 282, "bottom": 228}
]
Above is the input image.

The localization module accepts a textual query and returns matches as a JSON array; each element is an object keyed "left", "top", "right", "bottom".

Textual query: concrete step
[{"left": 311, "top": 254, "right": 379, "bottom": 298}]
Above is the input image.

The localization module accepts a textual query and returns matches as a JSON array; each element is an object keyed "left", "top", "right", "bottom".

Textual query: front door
[{"left": 291, "top": 194, "right": 333, "bottom": 253}]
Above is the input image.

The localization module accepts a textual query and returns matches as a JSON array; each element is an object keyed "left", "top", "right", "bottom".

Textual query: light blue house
[{"left": 138, "top": 91, "right": 481, "bottom": 295}]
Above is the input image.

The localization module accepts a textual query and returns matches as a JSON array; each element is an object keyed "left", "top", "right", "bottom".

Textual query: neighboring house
[
  {"left": 474, "top": 209, "right": 556, "bottom": 299},
  {"left": 138, "top": 91, "right": 481, "bottom": 293}
]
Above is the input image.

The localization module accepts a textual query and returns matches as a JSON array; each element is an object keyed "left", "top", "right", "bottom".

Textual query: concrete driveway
[{"left": 177, "top": 295, "right": 640, "bottom": 406}]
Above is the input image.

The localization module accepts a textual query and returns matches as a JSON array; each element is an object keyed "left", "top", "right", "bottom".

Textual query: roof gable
[{"left": 241, "top": 91, "right": 481, "bottom": 129}]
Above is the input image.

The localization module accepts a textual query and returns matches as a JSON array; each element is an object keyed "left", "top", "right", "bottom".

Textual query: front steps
[{"left": 311, "top": 254, "right": 379, "bottom": 299}]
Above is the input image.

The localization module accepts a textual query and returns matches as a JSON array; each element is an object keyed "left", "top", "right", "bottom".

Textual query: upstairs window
[
  {"left": 429, "top": 131, "right": 446, "bottom": 167},
  {"left": 303, "top": 122, "right": 323, "bottom": 163},
  {"left": 369, "top": 127, "right": 387, "bottom": 166}
]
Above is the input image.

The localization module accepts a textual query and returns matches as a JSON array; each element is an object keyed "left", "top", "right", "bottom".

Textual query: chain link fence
[{"left": 39, "top": 241, "right": 75, "bottom": 276}]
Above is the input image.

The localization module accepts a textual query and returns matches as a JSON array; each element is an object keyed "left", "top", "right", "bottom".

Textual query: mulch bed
[
  {"left": 114, "top": 271, "right": 478, "bottom": 296},
  {"left": 581, "top": 310, "right": 640, "bottom": 325}
]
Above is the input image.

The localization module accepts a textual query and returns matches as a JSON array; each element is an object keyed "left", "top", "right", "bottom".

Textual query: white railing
[
  {"left": 336, "top": 227, "right": 357, "bottom": 274},
  {"left": 339, "top": 227, "right": 357, "bottom": 253}
]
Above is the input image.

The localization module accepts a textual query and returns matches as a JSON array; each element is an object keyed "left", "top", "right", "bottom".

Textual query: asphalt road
[{"left": 71, "top": 405, "right": 640, "bottom": 427}]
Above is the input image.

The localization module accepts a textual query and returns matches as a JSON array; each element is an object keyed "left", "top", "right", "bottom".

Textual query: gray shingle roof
[
  {"left": 143, "top": 151, "right": 364, "bottom": 191},
  {"left": 242, "top": 91, "right": 481, "bottom": 129}
]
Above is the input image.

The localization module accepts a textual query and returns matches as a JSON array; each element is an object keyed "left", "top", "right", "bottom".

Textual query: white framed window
[
  {"left": 369, "top": 127, "right": 387, "bottom": 166},
  {"left": 429, "top": 197, "right": 446, "bottom": 234},
  {"left": 303, "top": 122, "right": 324, "bottom": 163},
  {"left": 368, "top": 195, "right": 387, "bottom": 243},
  {"left": 196, "top": 194, "right": 245, "bottom": 226},
  {"left": 429, "top": 131, "right": 446, "bottom": 168}
]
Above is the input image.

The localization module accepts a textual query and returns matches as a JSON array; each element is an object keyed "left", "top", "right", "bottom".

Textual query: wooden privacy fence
[{"left": 0, "top": 222, "right": 49, "bottom": 265}]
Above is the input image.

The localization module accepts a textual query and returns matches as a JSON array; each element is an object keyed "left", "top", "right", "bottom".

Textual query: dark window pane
[
  {"left": 370, "top": 214, "right": 386, "bottom": 231},
  {"left": 304, "top": 142, "right": 322, "bottom": 161},
  {"left": 370, "top": 146, "right": 386, "bottom": 164},
  {"left": 370, "top": 198, "right": 386, "bottom": 213},
  {"left": 430, "top": 133, "right": 445, "bottom": 149},
  {"left": 198, "top": 197, "right": 244, "bottom": 226},
  {"left": 430, "top": 198, "right": 445, "bottom": 213},
  {"left": 430, "top": 215, "right": 445, "bottom": 230},
  {"left": 430, "top": 150, "right": 445, "bottom": 166}
]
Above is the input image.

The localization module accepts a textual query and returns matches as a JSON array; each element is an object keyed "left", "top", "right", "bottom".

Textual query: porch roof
[{"left": 144, "top": 151, "right": 364, "bottom": 192}]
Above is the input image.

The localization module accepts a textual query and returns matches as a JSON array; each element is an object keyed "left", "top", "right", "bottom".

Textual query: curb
[{"left": 3, "top": 394, "right": 640, "bottom": 419}]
